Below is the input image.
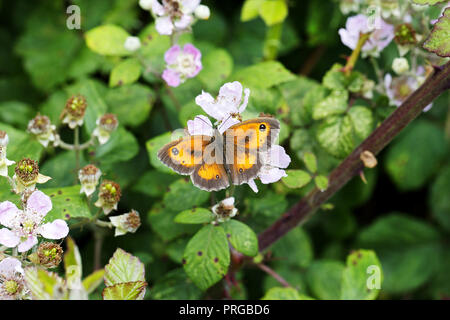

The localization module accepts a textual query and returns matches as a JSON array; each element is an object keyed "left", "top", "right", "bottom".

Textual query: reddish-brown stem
[
  {"left": 255, "top": 263, "right": 292, "bottom": 288},
  {"left": 258, "top": 60, "right": 450, "bottom": 252}
]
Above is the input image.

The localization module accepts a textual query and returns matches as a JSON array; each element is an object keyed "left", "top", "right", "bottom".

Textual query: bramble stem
[
  {"left": 255, "top": 263, "right": 292, "bottom": 288},
  {"left": 74, "top": 127, "right": 80, "bottom": 171},
  {"left": 257, "top": 60, "right": 450, "bottom": 252}
]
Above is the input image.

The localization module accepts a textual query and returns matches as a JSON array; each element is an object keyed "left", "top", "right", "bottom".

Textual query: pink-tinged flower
[
  {"left": 195, "top": 81, "right": 250, "bottom": 133},
  {"left": 187, "top": 115, "right": 213, "bottom": 136},
  {"left": 148, "top": 0, "right": 203, "bottom": 35},
  {"left": 339, "top": 14, "right": 394, "bottom": 57},
  {"left": 384, "top": 66, "right": 432, "bottom": 111},
  {"left": 162, "top": 44, "right": 202, "bottom": 87},
  {"left": 0, "top": 191, "right": 69, "bottom": 253},
  {"left": 247, "top": 145, "right": 291, "bottom": 193},
  {"left": 0, "top": 257, "right": 28, "bottom": 300}
]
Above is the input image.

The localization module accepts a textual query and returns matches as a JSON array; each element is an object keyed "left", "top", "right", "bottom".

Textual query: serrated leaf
[
  {"left": 423, "top": 8, "right": 450, "bottom": 57},
  {"left": 64, "top": 237, "right": 82, "bottom": 282},
  {"left": 271, "top": 227, "right": 313, "bottom": 268},
  {"left": 133, "top": 170, "right": 178, "bottom": 197},
  {"left": 151, "top": 268, "right": 203, "bottom": 300},
  {"left": 0, "top": 123, "right": 43, "bottom": 162},
  {"left": 303, "top": 152, "right": 317, "bottom": 173},
  {"left": 109, "top": 58, "right": 142, "bottom": 87},
  {"left": 24, "top": 267, "right": 68, "bottom": 300},
  {"left": 83, "top": 269, "right": 105, "bottom": 294},
  {"left": 341, "top": 250, "right": 383, "bottom": 300},
  {"left": 259, "top": 0, "right": 288, "bottom": 26},
  {"left": 412, "top": 0, "right": 448, "bottom": 5},
  {"left": 85, "top": 24, "right": 131, "bottom": 56},
  {"left": 282, "top": 170, "right": 312, "bottom": 188},
  {"left": 164, "top": 179, "right": 209, "bottom": 212},
  {"left": 222, "top": 220, "right": 258, "bottom": 257},
  {"left": 429, "top": 165, "right": 450, "bottom": 231},
  {"left": 174, "top": 208, "right": 215, "bottom": 224},
  {"left": 41, "top": 186, "right": 92, "bottom": 222},
  {"left": 183, "top": 225, "right": 230, "bottom": 290},
  {"left": 104, "top": 248, "right": 145, "bottom": 286},
  {"left": 347, "top": 106, "right": 374, "bottom": 140},
  {"left": 102, "top": 281, "right": 147, "bottom": 300},
  {"left": 262, "top": 287, "right": 314, "bottom": 300},
  {"left": 314, "top": 175, "right": 329, "bottom": 191},
  {"left": 316, "top": 115, "right": 354, "bottom": 159},
  {"left": 312, "top": 90, "right": 348, "bottom": 120}
]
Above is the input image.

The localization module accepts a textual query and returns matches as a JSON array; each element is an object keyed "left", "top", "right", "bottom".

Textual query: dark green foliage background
[{"left": 0, "top": 0, "right": 449, "bottom": 300}]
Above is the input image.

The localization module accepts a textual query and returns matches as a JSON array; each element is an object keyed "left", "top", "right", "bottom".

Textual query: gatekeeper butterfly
[{"left": 157, "top": 117, "right": 280, "bottom": 191}]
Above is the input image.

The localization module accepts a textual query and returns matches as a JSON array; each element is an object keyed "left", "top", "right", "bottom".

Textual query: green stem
[
  {"left": 74, "top": 127, "right": 80, "bottom": 172},
  {"left": 343, "top": 33, "right": 370, "bottom": 75}
]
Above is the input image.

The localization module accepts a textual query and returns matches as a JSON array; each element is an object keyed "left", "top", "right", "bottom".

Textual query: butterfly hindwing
[{"left": 191, "top": 162, "right": 230, "bottom": 191}]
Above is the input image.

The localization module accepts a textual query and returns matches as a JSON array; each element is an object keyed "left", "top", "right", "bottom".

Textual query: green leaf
[
  {"left": 303, "top": 152, "right": 317, "bottom": 173},
  {"left": 222, "top": 220, "right": 258, "bottom": 257},
  {"left": 164, "top": 179, "right": 209, "bottom": 212},
  {"left": 357, "top": 213, "right": 442, "bottom": 294},
  {"left": 146, "top": 132, "right": 175, "bottom": 174},
  {"left": 306, "top": 260, "right": 345, "bottom": 300},
  {"left": 429, "top": 165, "right": 450, "bottom": 231},
  {"left": 412, "top": 0, "right": 448, "bottom": 5},
  {"left": 241, "top": 0, "right": 265, "bottom": 21},
  {"left": 42, "top": 186, "right": 92, "bottom": 222},
  {"left": 341, "top": 250, "right": 383, "bottom": 300},
  {"left": 102, "top": 281, "right": 147, "bottom": 300},
  {"left": 259, "top": 0, "right": 288, "bottom": 26},
  {"left": 85, "top": 24, "right": 131, "bottom": 56},
  {"left": 262, "top": 287, "right": 314, "bottom": 300},
  {"left": 316, "top": 115, "right": 354, "bottom": 159},
  {"left": 24, "top": 267, "right": 67, "bottom": 300},
  {"left": 109, "top": 58, "right": 142, "bottom": 87},
  {"left": 151, "top": 269, "right": 203, "bottom": 300},
  {"left": 347, "top": 106, "right": 374, "bottom": 140},
  {"left": 282, "top": 170, "right": 312, "bottom": 188},
  {"left": 83, "top": 270, "right": 105, "bottom": 294},
  {"left": 323, "top": 64, "right": 346, "bottom": 90},
  {"left": 174, "top": 208, "right": 215, "bottom": 224},
  {"left": 41, "top": 151, "right": 86, "bottom": 188},
  {"left": 132, "top": 170, "right": 178, "bottom": 197},
  {"left": 104, "top": 248, "right": 146, "bottom": 286},
  {"left": 183, "top": 225, "right": 230, "bottom": 290},
  {"left": 385, "top": 120, "right": 447, "bottom": 191},
  {"left": 0, "top": 101, "right": 34, "bottom": 129},
  {"left": 64, "top": 237, "right": 83, "bottom": 282},
  {"left": 233, "top": 61, "right": 295, "bottom": 89},
  {"left": 271, "top": 227, "right": 313, "bottom": 268},
  {"left": 106, "top": 84, "right": 154, "bottom": 127},
  {"left": 198, "top": 49, "right": 234, "bottom": 92},
  {"left": 423, "top": 7, "right": 450, "bottom": 57},
  {"left": 312, "top": 90, "right": 348, "bottom": 120},
  {"left": 314, "top": 175, "right": 329, "bottom": 191},
  {"left": 95, "top": 127, "right": 139, "bottom": 164},
  {"left": 0, "top": 123, "right": 43, "bottom": 162}
]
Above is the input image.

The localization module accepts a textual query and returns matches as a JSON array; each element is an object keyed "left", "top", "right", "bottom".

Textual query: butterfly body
[{"left": 158, "top": 117, "right": 280, "bottom": 191}]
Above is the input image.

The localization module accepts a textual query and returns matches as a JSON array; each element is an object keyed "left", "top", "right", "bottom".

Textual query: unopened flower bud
[
  {"left": 124, "top": 36, "right": 141, "bottom": 52},
  {"left": 13, "top": 158, "right": 51, "bottom": 194},
  {"left": 27, "top": 115, "right": 57, "bottom": 147},
  {"left": 109, "top": 210, "right": 141, "bottom": 237},
  {"left": 30, "top": 242, "right": 63, "bottom": 268},
  {"left": 392, "top": 57, "right": 409, "bottom": 75},
  {"left": 195, "top": 5, "right": 210, "bottom": 20},
  {"left": 93, "top": 114, "right": 119, "bottom": 145},
  {"left": 0, "top": 131, "right": 14, "bottom": 177},
  {"left": 61, "top": 95, "right": 87, "bottom": 129},
  {"left": 95, "top": 180, "right": 121, "bottom": 215},
  {"left": 212, "top": 197, "right": 238, "bottom": 223},
  {"left": 78, "top": 165, "right": 102, "bottom": 197}
]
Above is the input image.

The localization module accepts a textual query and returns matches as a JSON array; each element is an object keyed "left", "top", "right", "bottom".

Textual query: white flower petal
[
  {"left": 0, "top": 201, "right": 19, "bottom": 227},
  {"left": 38, "top": 219, "right": 69, "bottom": 240},
  {"left": 27, "top": 190, "right": 52, "bottom": 217},
  {"left": 0, "top": 257, "right": 23, "bottom": 276},
  {"left": 18, "top": 236, "right": 38, "bottom": 253},
  {"left": 195, "top": 91, "right": 225, "bottom": 120},
  {"left": 259, "top": 167, "right": 287, "bottom": 184},
  {"left": 187, "top": 115, "right": 213, "bottom": 136},
  {"left": 182, "top": 0, "right": 201, "bottom": 14},
  {"left": 218, "top": 117, "right": 240, "bottom": 134},
  {"left": 155, "top": 16, "right": 174, "bottom": 35},
  {"left": 0, "top": 228, "right": 20, "bottom": 248},
  {"left": 247, "top": 179, "right": 259, "bottom": 193}
]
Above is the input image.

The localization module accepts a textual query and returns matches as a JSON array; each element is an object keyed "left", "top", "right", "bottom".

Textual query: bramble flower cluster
[
  {"left": 212, "top": 197, "right": 238, "bottom": 223},
  {"left": 109, "top": 210, "right": 141, "bottom": 236},
  {"left": 0, "top": 257, "right": 28, "bottom": 300},
  {"left": 162, "top": 44, "right": 202, "bottom": 87},
  {"left": 95, "top": 180, "right": 122, "bottom": 215},
  {"left": 78, "top": 164, "right": 102, "bottom": 197},
  {"left": 27, "top": 115, "right": 57, "bottom": 148}
]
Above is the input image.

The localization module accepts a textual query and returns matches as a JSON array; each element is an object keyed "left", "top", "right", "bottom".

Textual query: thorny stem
[
  {"left": 257, "top": 60, "right": 450, "bottom": 252},
  {"left": 93, "top": 229, "right": 105, "bottom": 271},
  {"left": 255, "top": 263, "right": 292, "bottom": 288}
]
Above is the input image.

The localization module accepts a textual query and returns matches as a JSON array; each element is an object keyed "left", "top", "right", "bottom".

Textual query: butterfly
[{"left": 157, "top": 117, "right": 280, "bottom": 191}]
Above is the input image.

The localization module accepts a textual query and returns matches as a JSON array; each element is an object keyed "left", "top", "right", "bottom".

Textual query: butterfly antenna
[{"left": 195, "top": 116, "right": 213, "bottom": 128}]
